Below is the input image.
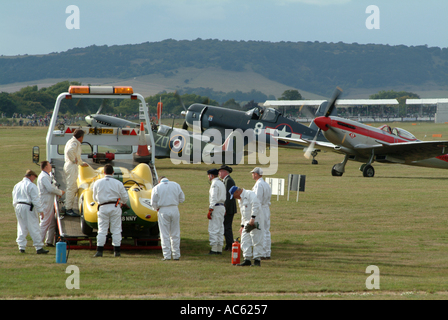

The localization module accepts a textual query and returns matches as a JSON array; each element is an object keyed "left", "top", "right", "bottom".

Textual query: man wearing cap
[
  {"left": 151, "top": 176, "right": 185, "bottom": 261},
  {"left": 12, "top": 170, "right": 48, "bottom": 254},
  {"left": 229, "top": 186, "right": 264, "bottom": 267},
  {"left": 38, "top": 161, "right": 65, "bottom": 247},
  {"left": 63, "top": 128, "right": 88, "bottom": 217},
  {"left": 207, "top": 168, "right": 226, "bottom": 255},
  {"left": 251, "top": 167, "right": 272, "bottom": 260},
  {"left": 218, "top": 165, "right": 237, "bottom": 251}
]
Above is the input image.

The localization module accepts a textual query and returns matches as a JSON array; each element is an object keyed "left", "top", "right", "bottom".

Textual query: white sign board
[{"left": 265, "top": 178, "right": 285, "bottom": 201}]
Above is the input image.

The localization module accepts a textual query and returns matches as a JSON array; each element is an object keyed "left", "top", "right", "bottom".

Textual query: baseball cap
[
  {"left": 229, "top": 185, "right": 238, "bottom": 199},
  {"left": 207, "top": 168, "right": 219, "bottom": 175},
  {"left": 250, "top": 167, "right": 263, "bottom": 175}
]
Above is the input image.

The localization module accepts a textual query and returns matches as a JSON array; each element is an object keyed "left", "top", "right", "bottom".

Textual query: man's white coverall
[
  {"left": 37, "top": 171, "right": 63, "bottom": 245},
  {"left": 92, "top": 175, "right": 129, "bottom": 247},
  {"left": 252, "top": 177, "right": 272, "bottom": 258},
  {"left": 64, "top": 136, "right": 85, "bottom": 211},
  {"left": 238, "top": 189, "right": 264, "bottom": 261},
  {"left": 208, "top": 177, "right": 226, "bottom": 252},
  {"left": 12, "top": 177, "right": 45, "bottom": 251},
  {"left": 151, "top": 178, "right": 185, "bottom": 260}
]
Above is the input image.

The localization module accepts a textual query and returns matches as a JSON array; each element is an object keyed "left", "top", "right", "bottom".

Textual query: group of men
[
  {"left": 147, "top": 163, "right": 272, "bottom": 266},
  {"left": 12, "top": 129, "right": 88, "bottom": 254},
  {"left": 12, "top": 127, "right": 135, "bottom": 257},
  {"left": 12, "top": 127, "right": 272, "bottom": 265},
  {"left": 12, "top": 162, "right": 65, "bottom": 254},
  {"left": 207, "top": 165, "right": 272, "bottom": 267}
]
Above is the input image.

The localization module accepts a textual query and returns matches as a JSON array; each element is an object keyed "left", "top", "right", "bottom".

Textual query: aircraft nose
[
  {"left": 314, "top": 116, "right": 331, "bottom": 131},
  {"left": 185, "top": 111, "right": 192, "bottom": 127},
  {"left": 85, "top": 115, "right": 92, "bottom": 125}
]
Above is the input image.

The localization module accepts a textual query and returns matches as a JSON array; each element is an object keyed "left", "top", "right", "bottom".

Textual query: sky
[{"left": 1, "top": 0, "right": 447, "bottom": 56}]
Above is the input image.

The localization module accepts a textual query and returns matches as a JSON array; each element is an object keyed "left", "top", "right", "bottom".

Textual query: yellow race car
[{"left": 77, "top": 163, "right": 159, "bottom": 239}]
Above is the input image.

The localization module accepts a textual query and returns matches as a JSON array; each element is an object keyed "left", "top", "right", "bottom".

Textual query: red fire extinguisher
[{"left": 231, "top": 237, "right": 241, "bottom": 265}]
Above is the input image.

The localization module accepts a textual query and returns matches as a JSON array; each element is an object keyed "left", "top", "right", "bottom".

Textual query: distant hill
[{"left": 1, "top": 39, "right": 448, "bottom": 98}]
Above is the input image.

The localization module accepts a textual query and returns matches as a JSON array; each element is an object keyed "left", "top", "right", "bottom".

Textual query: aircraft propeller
[
  {"left": 325, "top": 87, "right": 343, "bottom": 117},
  {"left": 304, "top": 87, "right": 343, "bottom": 159},
  {"left": 174, "top": 91, "right": 188, "bottom": 112},
  {"left": 174, "top": 91, "right": 189, "bottom": 130},
  {"left": 174, "top": 91, "right": 211, "bottom": 132},
  {"left": 96, "top": 100, "right": 105, "bottom": 114}
]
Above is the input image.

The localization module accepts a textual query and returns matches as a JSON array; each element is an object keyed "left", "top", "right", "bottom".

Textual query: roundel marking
[{"left": 169, "top": 134, "right": 186, "bottom": 153}]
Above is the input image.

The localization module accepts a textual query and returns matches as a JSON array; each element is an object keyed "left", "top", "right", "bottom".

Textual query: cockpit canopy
[
  {"left": 245, "top": 107, "right": 280, "bottom": 122},
  {"left": 378, "top": 125, "right": 417, "bottom": 141}
]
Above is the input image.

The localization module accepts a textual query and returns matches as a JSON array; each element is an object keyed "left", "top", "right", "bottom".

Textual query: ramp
[{"left": 54, "top": 196, "right": 161, "bottom": 251}]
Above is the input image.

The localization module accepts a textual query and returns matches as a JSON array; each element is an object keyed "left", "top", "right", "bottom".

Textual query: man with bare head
[{"left": 63, "top": 129, "right": 88, "bottom": 217}]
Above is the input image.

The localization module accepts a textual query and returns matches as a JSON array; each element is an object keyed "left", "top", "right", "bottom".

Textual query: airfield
[{"left": 1, "top": 121, "right": 448, "bottom": 300}]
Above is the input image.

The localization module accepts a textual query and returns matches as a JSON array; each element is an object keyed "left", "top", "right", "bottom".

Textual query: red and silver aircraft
[{"left": 278, "top": 87, "right": 448, "bottom": 177}]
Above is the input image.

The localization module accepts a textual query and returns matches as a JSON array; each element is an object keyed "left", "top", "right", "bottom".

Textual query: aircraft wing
[
  {"left": 278, "top": 136, "right": 448, "bottom": 162},
  {"left": 370, "top": 140, "right": 448, "bottom": 162},
  {"left": 275, "top": 136, "right": 346, "bottom": 154}
]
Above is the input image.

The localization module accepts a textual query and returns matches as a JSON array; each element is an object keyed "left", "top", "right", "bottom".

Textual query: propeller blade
[
  {"left": 174, "top": 91, "right": 187, "bottom": 112},
  {"left": 304, "top": 129, "right": 320, "bottom": 159},
  {"left": 96, "top": 99, "right": 104, "bottom": 114},
  {"left": 324, "top": 87, "right": 343, "bottom": 118}
]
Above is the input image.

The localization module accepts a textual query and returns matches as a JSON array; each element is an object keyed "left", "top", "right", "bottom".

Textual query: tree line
[
  {"left": 0, "top": 81, "right": 218, "bottom": 117},
  {"left": 1, "top": 79, "right": 420, "bottom": 119},
  {"left": 0, "top": 81, "right": 282, "bottom": 118}
]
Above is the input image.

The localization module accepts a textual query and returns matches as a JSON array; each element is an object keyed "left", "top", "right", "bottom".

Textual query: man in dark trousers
[{"left": 218, "top": 165, "right": 237, "bottom": 251}]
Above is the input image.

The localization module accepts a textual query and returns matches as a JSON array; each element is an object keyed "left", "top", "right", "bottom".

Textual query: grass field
[{"left": 2, "top": 122, "right": 448, "bottom": 300}]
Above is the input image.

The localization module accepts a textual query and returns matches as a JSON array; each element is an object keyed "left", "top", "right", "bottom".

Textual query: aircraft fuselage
[
  {"left": 315, "top": 116, "right": 448, "bottom": 170},
  {"left": 185, "top": 103, "right": 325, "bottom": 148}
]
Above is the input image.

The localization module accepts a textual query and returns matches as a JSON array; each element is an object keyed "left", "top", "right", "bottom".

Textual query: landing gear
[
  {"left": 331, "top": 151, "right": 377, "bottom": 177},
  {"left": 331, "top": 165, "right": 343, "bottom": 176},
  {"left": 331, "top": 155, "right": 349, "bottom": 177},
  {"left": 311, "top": 150, "right": 319, "bottom": 165},
  {"left": 360, "top": 150, "right": 375, "bottom": 177},
  {"left": 360, "top": 164, "right": 375, "bottom": 177}
]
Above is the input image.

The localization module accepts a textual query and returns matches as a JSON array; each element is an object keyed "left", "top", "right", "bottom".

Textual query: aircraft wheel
[
  {"left": 312, "top": 159, "right": 318, "bottom": 165},
  {"left": 331, "top": 165, "right": 343, "bottom": 177},
  {"left": 362, "top": 164, "right": 375, "bottom": 177}
]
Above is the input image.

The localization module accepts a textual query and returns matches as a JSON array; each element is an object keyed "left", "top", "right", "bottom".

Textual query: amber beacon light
[{"left": 68, "top": 86, "right": 133, "bottom": 95}]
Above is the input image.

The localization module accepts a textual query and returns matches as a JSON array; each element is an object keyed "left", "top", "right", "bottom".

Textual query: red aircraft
[{"left": 278, "top": 88, "right": 448, "bottom": 177}]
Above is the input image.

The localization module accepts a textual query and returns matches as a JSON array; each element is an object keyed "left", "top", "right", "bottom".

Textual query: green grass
[{"left": 2, "top": 123, "right": 448, "bottom": 299}]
